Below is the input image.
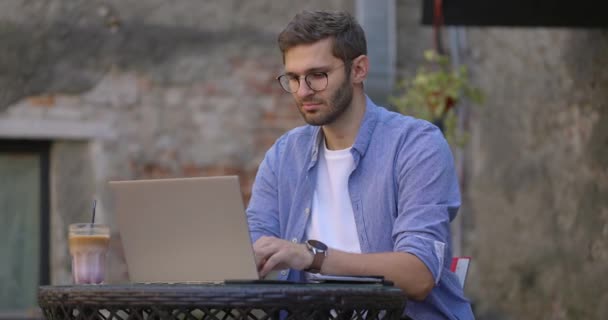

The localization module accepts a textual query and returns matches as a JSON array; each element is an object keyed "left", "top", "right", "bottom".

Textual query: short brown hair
[{"left": 278, "top": 10, "right": 367, "bottom": 63}]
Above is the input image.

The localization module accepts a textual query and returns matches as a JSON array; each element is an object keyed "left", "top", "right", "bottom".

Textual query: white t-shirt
[{"left": 305, "top": 141, "right": 362, "bottom": 253}]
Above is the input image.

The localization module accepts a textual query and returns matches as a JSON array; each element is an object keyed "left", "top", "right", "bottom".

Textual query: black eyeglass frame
[{"left": 276, "top": 63, "right": 347, "bottom": 93}]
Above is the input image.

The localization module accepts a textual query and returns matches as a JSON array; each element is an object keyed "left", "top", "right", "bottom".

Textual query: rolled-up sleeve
[
  {"left": 246, "top": 137, "right": 284, "bottom": 243},
  {"left": 392, "top": 124, "right": 460, "bottom": 284}
]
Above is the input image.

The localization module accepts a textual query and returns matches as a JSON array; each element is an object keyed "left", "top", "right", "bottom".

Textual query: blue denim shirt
[{"left": 247, "top": 96, "right": 474, "bottom": 320}]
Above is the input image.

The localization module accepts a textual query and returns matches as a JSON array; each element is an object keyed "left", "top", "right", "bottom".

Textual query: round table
[{"left": 39, "top": 283, "right": 406, "bottom": 320}]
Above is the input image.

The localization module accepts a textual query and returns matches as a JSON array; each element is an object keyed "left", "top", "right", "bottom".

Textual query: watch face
[{"left": 308, "top": 239, "right": 328, "bottom": 251}]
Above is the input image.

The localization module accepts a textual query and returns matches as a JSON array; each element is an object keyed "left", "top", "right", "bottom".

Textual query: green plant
[{"left": 390, "top": 50, "right": 483, "bottom": 147}]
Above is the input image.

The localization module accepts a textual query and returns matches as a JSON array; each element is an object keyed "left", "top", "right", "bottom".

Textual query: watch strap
[
  {"left": 304, "top": 240, "right": 327, "bottom": 273},
  {"left": 306, "top": 250, "right": 325, "bottom": 273}
]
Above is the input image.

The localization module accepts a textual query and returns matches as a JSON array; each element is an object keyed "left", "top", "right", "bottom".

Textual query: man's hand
[{"left": 253, "top": 236, "right": 313, "bottom": 277}]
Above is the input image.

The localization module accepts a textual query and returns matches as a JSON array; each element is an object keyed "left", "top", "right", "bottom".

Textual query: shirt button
[
  {"left": 304, "top": 208, "right": 310, "bottom": 215},
  {"left": 291, "top": 238, "right": 298, "bottom": 243}
]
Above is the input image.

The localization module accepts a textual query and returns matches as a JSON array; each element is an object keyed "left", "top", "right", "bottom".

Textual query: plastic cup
[{"left": 68, "top": 223, "right": 110, "bottom": 284}]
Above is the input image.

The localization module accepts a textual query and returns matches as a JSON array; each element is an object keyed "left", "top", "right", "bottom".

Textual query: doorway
[{"left": 0, "top": 140, "right": 50, "bottom": 318}]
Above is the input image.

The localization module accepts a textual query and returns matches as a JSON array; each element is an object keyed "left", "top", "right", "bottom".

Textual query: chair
[{"left": 450, "top": 256, "right": 471, "bottom": 289}]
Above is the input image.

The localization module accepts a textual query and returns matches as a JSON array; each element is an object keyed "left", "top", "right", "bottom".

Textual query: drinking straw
[{"left": 91, "top": 199, "right": 97, "bottom": 224}]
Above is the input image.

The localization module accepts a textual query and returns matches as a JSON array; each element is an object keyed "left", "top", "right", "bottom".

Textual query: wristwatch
[{"left": 304, "top": 239, "right": 328, "bottom": 273}]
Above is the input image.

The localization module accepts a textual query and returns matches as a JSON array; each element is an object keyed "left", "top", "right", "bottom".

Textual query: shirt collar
[{"left": 307, "top": 95, "right": 379, "bottom": 170}]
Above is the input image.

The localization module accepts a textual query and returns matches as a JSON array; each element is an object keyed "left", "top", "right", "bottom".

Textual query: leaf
[{"left": 390, "top": 49, "right": 484, "bottom": 147}]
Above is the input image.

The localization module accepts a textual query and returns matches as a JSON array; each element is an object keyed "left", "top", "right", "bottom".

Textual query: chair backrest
[{"left": 450, "top": 256, "right": 471, "bottom": 289}]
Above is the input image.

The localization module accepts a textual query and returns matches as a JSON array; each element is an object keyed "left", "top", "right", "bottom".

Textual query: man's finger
[
  {"left": 254, "top": 246, "right": 274, "bottom": 270},
  {"left": 259, "top": 254, "right": 276, "bottom": 277},
  {"left": 256, "top": 258, "right": 268, "bottom": 272},
  {"left": 260, "top": 250, "right": 288, "bottom": 277}
]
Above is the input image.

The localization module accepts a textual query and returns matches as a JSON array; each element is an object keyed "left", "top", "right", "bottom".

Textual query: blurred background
[{"left": 0, "top": 0, "right": 606, "bottom": 319}]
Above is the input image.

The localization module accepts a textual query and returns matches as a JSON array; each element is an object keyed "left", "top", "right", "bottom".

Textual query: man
[{"left": 246, "top": 10, "right": 474, "bottom": 320}]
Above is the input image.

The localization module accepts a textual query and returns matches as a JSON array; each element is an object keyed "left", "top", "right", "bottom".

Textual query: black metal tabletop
[{"left": 38, "top": 282, "right": 406, "bottom": 320}]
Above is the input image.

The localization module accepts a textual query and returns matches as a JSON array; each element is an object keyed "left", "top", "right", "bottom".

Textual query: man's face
[{"left": 283, "top": 38, "right": 353, "bottom": 126}]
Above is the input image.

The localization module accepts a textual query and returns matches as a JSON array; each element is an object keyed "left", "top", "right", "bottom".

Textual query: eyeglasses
[{"left": 277, "top": 64, "right": 346, "bottom": 93}]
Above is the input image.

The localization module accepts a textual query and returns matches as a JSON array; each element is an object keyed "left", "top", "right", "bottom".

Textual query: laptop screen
[{"left": 110, "top": 176, "right": 259, "bottom": 283}]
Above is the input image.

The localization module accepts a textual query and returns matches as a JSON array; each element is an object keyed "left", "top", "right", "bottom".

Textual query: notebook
[{"left": 109, "top": 176, "right": 259, "bottom": 283}]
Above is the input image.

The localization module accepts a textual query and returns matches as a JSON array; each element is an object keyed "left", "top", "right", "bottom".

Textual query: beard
[{"left": 295, "top": 77, "right": 353, "bottom": 126}]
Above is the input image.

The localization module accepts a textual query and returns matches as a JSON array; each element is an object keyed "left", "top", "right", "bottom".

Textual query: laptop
[{"left": 109, "top": 176, "right": 259, "bottom": 283}]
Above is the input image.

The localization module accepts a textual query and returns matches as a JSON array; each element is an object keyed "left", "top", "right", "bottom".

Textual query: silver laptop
[{"left": 109, "top": 176, "right": 259, "bottom": 283}]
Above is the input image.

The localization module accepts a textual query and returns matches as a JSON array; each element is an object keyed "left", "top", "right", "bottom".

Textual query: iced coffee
[{"left": 69, "top": 223, "right": 110, "bottom": 284}]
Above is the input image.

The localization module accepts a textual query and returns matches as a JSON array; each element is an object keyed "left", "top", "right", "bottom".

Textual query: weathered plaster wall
[
  {"left": 395, "top": 2, "right": 608, "bottom": 319},
  {"left": 50, "top": 141, "right": 96, "bottom": 285},
  {"left": 465, "top": 29, "right": 608, "bottom": 319},
  {"left": 0, "top": 0, "right": 353, "bottom": 284}
]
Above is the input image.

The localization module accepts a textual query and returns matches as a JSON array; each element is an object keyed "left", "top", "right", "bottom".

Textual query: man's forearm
[{"left": 320, "top": 249, "right": 435, "bottom": 300}]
